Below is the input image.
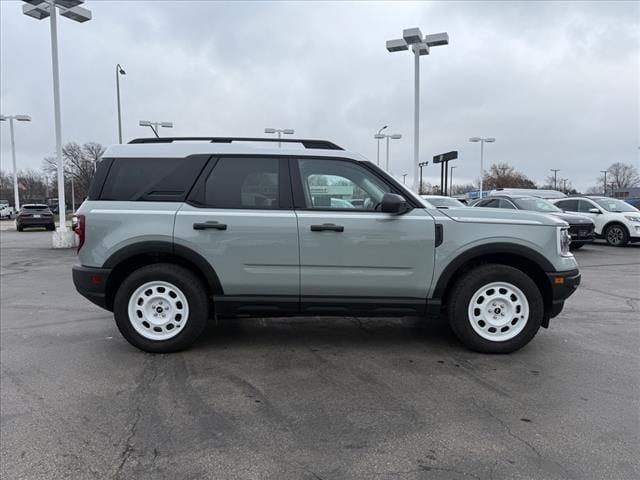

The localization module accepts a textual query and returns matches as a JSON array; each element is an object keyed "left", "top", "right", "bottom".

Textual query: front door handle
[
  {"left": 310, "top": 223, "right": 344, "bottom": 232},
  {"left": 193, "top": 221, "right": 227, "bottom": 231}
]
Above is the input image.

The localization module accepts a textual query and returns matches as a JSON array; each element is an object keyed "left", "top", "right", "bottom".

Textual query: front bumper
[
  {"left": 546, "top": 269, "right": 581, "bottom": 319},
  {"left": 568, "top": 224, "right": 595, "bottom": 243},
  {"left": 72, "top": 265, "right": 112, "bottom": 310}
]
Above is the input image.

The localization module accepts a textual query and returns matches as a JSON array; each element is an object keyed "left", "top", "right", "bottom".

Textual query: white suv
[{"left": 553, "top": 196, "right": 640, "bottom": 247}]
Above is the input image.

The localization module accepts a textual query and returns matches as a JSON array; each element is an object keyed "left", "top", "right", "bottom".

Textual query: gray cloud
[{"left": 1, "top": 0, "right": 638, "bottom": 192}]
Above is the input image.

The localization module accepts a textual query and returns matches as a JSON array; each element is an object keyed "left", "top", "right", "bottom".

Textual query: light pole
[
  {"left": 0, "top": 114, "right": 31, "bottom": 211},
  {"left": 374, "top": 125, "right": 387, "bottom": 165},
  {"left": 378, "top": 133, "right": 402, "bottom": 171},
  {"left": 418, "top": 161, "right": 429, "bottom": 194},
  {"left": 550, "top": 169, "right": 560, "bottom": 190},
  {"left": 600, "top": 170, "right": 608, "bottom": 196},
  {"left": 386, "top": 28, "right": 449, "bottom": 192},
  {"left": 140, "top": 120, "right": 173, "bottom": 138},
  {"left": 264, "top": 128, "right": 294, "bottom": 148},
  {"left": 402, "top": 174, "right": 408, "bottom": 184},
  {"left": 469, "top": 137, "right": 496, "bottom": 198},
  {"left": 450, "top": 165, "right": 457, "bottom": 194},
  {"left": 22, "top": 0, "right": 91, "bottom": 242},
  {"left": 116, "top": 64, "right": 126, "bottom": 143}
]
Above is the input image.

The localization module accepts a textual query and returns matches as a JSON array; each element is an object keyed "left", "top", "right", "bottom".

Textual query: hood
[
  {"left": 440, "top": 207, "right": 567, "bottom": 226},
  {"left": 547, "top": 212, "right": 594, "bottom": 226}
]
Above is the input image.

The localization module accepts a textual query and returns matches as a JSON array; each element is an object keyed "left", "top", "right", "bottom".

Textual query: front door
[{"left": 292, "top": 158, "right": 436, "bottom": 314}]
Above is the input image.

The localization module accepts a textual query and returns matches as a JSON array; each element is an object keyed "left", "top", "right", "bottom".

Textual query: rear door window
[
  {"left": 556, "top": 199, "right": 578, "bottom": 211},
  {"left": 200, "top": 157, "right": 282, "bottom": 209}
]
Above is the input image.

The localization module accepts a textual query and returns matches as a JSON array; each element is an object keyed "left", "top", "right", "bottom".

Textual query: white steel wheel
[
  {"left": 467, "top": 281, "right": 529, "bottom": 342},
  {"left": 127, "top": 281, "right": 190, "bottom": 341}
]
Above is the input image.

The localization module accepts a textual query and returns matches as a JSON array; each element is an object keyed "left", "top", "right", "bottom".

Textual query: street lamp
[
  {"left": 450, "top": 165, "right": 457, "bottom": 194},
  {"left": 469, "top": 137, "right": 496, "bottom": 198},
  {"left": 116, "top": 64, "right": 126, "bottom": 143},
  {"left": 374, "top": 125, "right": 387, "bottom": 165},
  {"left": 550, "top": 169, "right": 560, "bottom": 190},
  {"left": 139, "top": 120, "right": 173, "bottom": 138},
  {"left": 418, "top": 161, "right": 429, "bottom": 194},
  {"left": 373, "top": 133, "right": 402, "bottom": 171},
  {"left": 264, "top": 128, "right": 294, "bottom": 148},
  {"left": 386, "top": 28, "right": 449, "bottom": 192},
  {"left": 0, "top": 114, "right": 32, "bottom": 211},
  {"left": 402, "top": 174, "right": 408, "bottom": 184},
  {"left": 21, "top": 0, "right": 92, "bottom": 245}
]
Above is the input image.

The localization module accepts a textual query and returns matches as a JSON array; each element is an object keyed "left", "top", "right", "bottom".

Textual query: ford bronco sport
[{"left": 72, "top": 137, "right": 580, "bottom": 353}]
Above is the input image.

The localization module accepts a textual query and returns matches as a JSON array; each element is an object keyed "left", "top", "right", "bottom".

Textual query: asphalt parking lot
[{"left": 1, "top": 229, "right": 638, "bottom": 480}]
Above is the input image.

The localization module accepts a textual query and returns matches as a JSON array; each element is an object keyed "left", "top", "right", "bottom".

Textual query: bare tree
[
  {"left": 43, "top": 142, "right": 105, "bottom": 203},
  {"left": 597, "top": 162, "right": 640, "bottom": 191},
  {"left": 482, "top": 163, "right": 537, "bottom": 190},
  {"left": 17, "top": 169, "right": 48, "bottom": 203},
  {"left": 0, "top": 170, "right": 12, "bottom": 202}
]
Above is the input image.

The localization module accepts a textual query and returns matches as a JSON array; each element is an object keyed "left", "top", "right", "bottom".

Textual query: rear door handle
[
  {"left": 193, "top": 221, "right": 227, "bottom": 231},
  {"left": 310, "top": 223, "right": 344, "bottom": 232}
]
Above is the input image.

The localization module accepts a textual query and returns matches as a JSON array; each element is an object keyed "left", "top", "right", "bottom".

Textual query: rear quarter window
[{"left": 98, "top": 156, "right": 209, "bottom": 201}]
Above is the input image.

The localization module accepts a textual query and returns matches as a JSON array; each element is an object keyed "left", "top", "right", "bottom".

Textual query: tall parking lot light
[
  {"left": 21, "top": 0, "right": 92, "bottom": 243},
  {"left": 386, "top": 29, "right": 449, "bottom": 192},
  {"left": 264, "top": 128, "right": 294, "bottom": 148},
  {"left": 116, "top": 64, "right": 126, "bottom": 143},
  {"left": 375, "top": 133, "right": 402, "bottom": 171},
  {"left": 469, "top": 137, "right": 495, "bottom": 198},
  {"left": 0, "top": 114, "right": 32, "bottom": 211},
  {"left": 374, "top": 125, "right": 387, "bottom": 165},
  {"left": 139, "top": 120, "right": 173, "bottom": 138}
]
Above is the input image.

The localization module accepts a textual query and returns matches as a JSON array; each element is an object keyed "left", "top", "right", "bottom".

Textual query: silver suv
[{"left": 72, "top": 137, "right": 580, "bottom": 353}]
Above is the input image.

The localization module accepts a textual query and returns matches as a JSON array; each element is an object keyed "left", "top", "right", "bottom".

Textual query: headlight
[
  {"left": 624, "top": 215, "right": 640, "bottom": 222},
  {"left": 557, "top": 227, "right": 572, "bottom": 257}
]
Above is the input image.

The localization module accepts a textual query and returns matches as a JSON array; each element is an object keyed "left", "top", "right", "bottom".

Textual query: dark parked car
[
  {"left": 625, "top": 198, "right": 640, "bottom": 209},
  {"left": 16, "top": 204, "right": 55, "bottom": 232},
  {"left": 473, "top": 195, "right": 595, "bottom": 249}
]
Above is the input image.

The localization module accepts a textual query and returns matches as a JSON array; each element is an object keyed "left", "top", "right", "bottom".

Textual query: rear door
[
  {"left": 291, "top": 157, "right": 436, "bottom": 314},
  {"left": 174, "top": 156, "right": 299, "bottom": 313}
]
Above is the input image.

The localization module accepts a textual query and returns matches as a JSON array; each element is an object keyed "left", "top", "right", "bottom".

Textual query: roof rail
[{"left": 128, "top": 137, "right": 343, "bottom": 150}]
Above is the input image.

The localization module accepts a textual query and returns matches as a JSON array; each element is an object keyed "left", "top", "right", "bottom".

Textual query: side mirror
[
  {"left": 588, "top": 208, "right": 601, "bottom": 214},
  {"left": 381, "top": 193, "right": 409, "bottom": 214}
]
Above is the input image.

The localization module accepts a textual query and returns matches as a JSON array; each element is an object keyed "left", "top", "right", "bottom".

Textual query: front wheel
[
  {"left": 448, "top": 264, "right": 543, "bottom": 353},
  {"left": 604, "top": 224, "right": 629, "bottom": 247},
  {"left": 113, "top": 263, "right": 209, "bottom": 353}
]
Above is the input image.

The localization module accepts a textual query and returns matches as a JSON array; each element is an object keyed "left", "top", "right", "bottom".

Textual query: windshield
[
  {"left": 512, "top": 197, "right": 562, "bottom": 212},
  {"left": 595, "top": 198, "right": 639, "bottom": 213},
  {"left": 423, "top": 196, "right": 465, "bottom": 208}
]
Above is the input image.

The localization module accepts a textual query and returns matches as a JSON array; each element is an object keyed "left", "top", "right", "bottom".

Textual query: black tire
[
  {"left": 16, "top": 224, "right": 23, "bottom": 232},
  {"left": 46, "top": 224, "right": 55, "bottom": 231},
  {"left": 569, "top": 242, "right": 585, "bottom": 250},
  {"left": 604, "top": 223, "right": 629, "bottom": 247},
  {"left": 113, "top": 263, "right": 209, "bottom": 353},
  {"left": 447, "top": 264, "right": 543, "bottom": 353}
]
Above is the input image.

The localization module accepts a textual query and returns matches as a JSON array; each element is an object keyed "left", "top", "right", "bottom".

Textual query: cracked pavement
[{"left": 1, "top": 230, "right": 638, "bottom": 479}]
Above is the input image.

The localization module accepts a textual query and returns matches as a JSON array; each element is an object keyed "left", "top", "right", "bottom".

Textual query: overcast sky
[{"left": 1, "top": 0, "right": 638, "bottom": 191}]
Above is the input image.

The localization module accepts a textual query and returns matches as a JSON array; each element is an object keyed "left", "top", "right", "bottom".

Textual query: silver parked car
[{"left": 73, "top": 137, "right": 580, "bottom": 354}]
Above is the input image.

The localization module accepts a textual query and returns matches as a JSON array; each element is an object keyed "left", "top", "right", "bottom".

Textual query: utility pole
[
  {"left": 550, "top": 169, "right": 560, "bottom": 190},
  {"left": 418, "top": 161, "right": 429, "bottom": 194},
  {"left": 402, "top": 174, "right": 407, "bottom": 184},
  {"left": 600, "top": 170, "right": 608, "bottom": 196}
]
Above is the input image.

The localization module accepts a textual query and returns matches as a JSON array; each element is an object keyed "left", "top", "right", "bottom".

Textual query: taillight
[{"left": 76, "top": 214, "right": 86, "bottom": 252}]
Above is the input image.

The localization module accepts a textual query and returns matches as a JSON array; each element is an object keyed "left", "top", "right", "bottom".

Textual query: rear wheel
[
  {"left": 569, "top": 242, "right": 585, "bottom": 250},
  {"left": 604, "top": 224, "right": 629, "bottom": 247},
  {"left": 113, "top": 263, "right": 208, "bottom": 353},
  {"left": 448, "top": 264, "right": 543, "bottom": 353},
  {"left": 16, "top": 224, "right": 23, "bottom": 232},
  {"left": 46, "top": 223, "right": 55, "bottom": 231}
]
